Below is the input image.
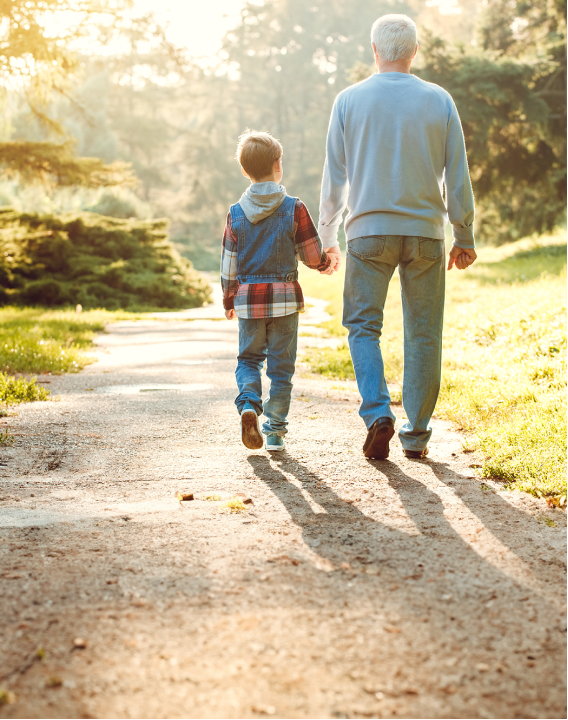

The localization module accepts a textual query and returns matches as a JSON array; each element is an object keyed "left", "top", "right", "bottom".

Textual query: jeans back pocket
[
  {"left": 348, "top": 235, "right": 386, "bottom": 259},
  {"left": 418, "top": 238, "right": 444, "bottom": 261}
]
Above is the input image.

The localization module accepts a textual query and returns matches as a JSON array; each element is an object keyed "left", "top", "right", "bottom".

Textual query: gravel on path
[{"left": 0, "top": 299, "right": 566, "bottom": 719}]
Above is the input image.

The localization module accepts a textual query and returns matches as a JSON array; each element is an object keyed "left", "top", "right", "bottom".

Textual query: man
[{"left": 319, "top": 13, "right": 476, "bottom": 460}]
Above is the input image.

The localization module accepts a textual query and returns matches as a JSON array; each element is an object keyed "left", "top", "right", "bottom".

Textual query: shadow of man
[{"left": 247, "top": 452, "right": 549, "bottom": 612}]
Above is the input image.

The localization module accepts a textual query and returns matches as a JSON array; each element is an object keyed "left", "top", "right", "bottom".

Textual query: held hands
[
  {"left": 447, "top": 246, "right": 477, "bottom": 271},
  {"left": 320, "top": 246, "right": 342, "bottom": 274},
  {"left": 225, "top": 308, "right": 237, "bottom": 320}
]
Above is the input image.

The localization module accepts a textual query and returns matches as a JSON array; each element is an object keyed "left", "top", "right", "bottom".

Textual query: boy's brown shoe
[
  {"left": 241, "top": 406, "right": 263, "bottom": 450},
  {"left": 363, "top": 417, "right": 395, "bottom": 459},
  {"left": 403, "top": 447, "right": 429, "bottom": 459}
]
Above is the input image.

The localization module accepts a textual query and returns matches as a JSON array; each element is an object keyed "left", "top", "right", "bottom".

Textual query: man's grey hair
[{"left": 371, "top": 14, "right": 417, "bottom": 62}]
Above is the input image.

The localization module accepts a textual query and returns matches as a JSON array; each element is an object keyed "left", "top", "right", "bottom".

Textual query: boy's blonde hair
[{"left": 236, "top": 129, "right": 283, "bottom": 181}]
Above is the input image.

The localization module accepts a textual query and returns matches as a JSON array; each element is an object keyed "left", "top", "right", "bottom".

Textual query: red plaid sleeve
[
  {"left": 294, "top": 200, "right": 331, "bottom": 271},
  {"left": 220, "top": 212, "right": 239, "bottom": 310}
]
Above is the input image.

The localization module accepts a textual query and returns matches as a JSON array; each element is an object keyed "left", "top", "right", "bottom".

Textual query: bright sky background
[
  {"left": 133, "top": 0, "right": 251, "bottom": 58},
  {"left": 132, "top": 0, "right": 461, "bottom": 59}
]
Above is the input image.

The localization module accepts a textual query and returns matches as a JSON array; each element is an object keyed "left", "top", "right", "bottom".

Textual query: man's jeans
[
  {"left": 235, "top": 313, "right": 299, "bottom": 436},
  {"left": 343, "top": 235, "right": 445, "bottom": 451}
]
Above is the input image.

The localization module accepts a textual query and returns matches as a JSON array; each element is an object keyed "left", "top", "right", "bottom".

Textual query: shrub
[
  {"left": 22, "top": 279, "right": 68, "bottom": 306},
  {"left": 0, "top": 373, "right": 50, "bottom": 405},
  {"left": 0, "top": 209, "right": 212, "bottom": 309}
]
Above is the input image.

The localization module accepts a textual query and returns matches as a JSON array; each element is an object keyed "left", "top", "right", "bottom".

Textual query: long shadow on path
[{"left": 247, "top": 453, "right": 559, "bottom": 614}]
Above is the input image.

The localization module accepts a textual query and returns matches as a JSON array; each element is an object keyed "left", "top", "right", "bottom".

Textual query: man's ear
[
  {"left": 371, "top": 42, "right": 378, "bottom": 60},
  {"left": 413, "top": 43, "right": 418, "bottom": 59}
]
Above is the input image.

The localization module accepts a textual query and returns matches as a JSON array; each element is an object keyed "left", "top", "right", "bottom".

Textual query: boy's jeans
[
  {"left": 235, "top": 313, "right": 299, "bottom": 436},
  {"left": 343, "top": 235, "right": 445, "bottom": 451}
]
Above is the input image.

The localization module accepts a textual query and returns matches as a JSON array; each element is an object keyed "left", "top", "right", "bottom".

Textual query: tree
[
  {"left": 0, "top": 140, "right": 133, "bottom": 187},
  {"left": 0, "top": 0, "right": 134, "bottom": 188},
  {"left": 475, "top": 0, "right": 566, "bottom": 240}
]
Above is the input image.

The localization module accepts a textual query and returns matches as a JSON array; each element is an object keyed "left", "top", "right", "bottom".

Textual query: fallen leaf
[
  {"left": 0, "top": 690, "right": 17, "bottom": 705},
  {"left": 73, "top": 638, "right": 88, "bottom": 649},
  {"left": 267, "top": 555, "right": 301, "bottom": 566},
  {"left": 546, "top": 495, "right": 566, "bottom": 508},
  {"left": 384, "top": 625, "right": 402, "bottom": 634},
  {"left": 220, "top": 497, "right": 247, "bottom": 512},
  {"left": 175, "top": 492, "right": 194, "bottom": 502},
  {"left": 252, "top": 704, "right": 275, "bottom": 715}
]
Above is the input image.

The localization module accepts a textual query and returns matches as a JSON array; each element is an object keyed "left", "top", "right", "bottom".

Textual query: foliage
[
  {"left": 0, "top": 373, "right": 50, "bottom": 405},
  {"left": 0, "top": 1, "right": 129, "bottom": 94},
  {"left": 0, "top": 0, "right": 136, "bottom": 188},
  {"left": 0, "top": 306, "right": 142, "bottom": 373},
  {"left": 0, "top": 141, "right": 134, "bottom": 188},
  {"left": 299, "top": 230, "right": 567, "bottom": 498},
  {"left": 85, "top": 188, "right": 150, "bottom": 218},
  {"left": 0, "top": 209, "right": 212, "bottom": 310}
]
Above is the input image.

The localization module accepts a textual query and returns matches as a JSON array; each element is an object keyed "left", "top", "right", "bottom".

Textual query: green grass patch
[
  {"left": 299, "top": 230, "right": 567, "bottom": 499},
  {"left": 0, "top": 306, "right": 143, "bottom": 374},
  {"left": 0, "top": 373, "right": 50, "bottom": 405}
]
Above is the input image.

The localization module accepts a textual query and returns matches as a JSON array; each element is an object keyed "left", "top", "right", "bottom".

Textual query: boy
[{"left": 221, "top": 129, "right": 336, "bottom": 452}]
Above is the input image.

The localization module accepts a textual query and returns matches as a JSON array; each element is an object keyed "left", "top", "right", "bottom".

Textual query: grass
[
  {"left": 299, "top": 229, "right": 567, "bottom": 500},
  {"left": 0, "top": 307, "right": 143, "bottom": 374},
  {"left": 0, "top": 373, "right": 50, "bottom": 404}
]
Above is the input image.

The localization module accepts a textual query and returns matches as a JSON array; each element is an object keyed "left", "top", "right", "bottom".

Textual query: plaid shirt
[{"left": 221, "top": 199, "right": 330, "bottom": 318}]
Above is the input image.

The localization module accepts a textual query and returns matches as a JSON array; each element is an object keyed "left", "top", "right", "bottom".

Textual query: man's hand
[
  {"left": 447, "top": 246, "right": 477, "bottom": 271},
  {"left": 322, "top": 246, "right": 342, "bottom": 273},
  {"left": 225, "top": 308, "right": 237, "bottom": 320}
]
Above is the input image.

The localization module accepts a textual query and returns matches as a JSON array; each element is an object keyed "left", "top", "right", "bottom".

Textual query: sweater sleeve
[
  {"left": 445, "top": 99, "right": 475, "bottom": 248},
  {"left": 318, "top": 97, "right": 348, "bottom": 248}
]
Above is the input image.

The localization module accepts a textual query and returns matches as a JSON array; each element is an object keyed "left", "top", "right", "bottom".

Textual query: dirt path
[{"left": 1, "top": 292, "right": 566, "bottom": 720}]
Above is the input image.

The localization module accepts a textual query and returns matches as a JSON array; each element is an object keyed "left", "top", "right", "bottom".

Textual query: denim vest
[{"left": 230, "top": 195, "right": 298, "bottom": 284}]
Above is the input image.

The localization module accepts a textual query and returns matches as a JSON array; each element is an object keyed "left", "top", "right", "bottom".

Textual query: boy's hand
[
  {"left": 324, "top": 246, "right": 342, "bottom": 272},
  {"left": 320, "top": 264, "right": 334, "bottom": 275},
  {"left": 225, "top": 308, "right": 237, "bottom": 320},
  {"left": 447, "top": 246, "right": 477, "bottom": 271}
]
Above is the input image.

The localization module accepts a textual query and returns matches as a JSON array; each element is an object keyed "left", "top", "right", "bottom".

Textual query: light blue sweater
[{"left": 318, "top": 72, "right": 475, "bottom": 249}]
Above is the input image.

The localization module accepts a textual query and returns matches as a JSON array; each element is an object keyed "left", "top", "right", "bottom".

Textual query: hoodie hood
[{"left": 239, "top": 181, "right": 287, "bottom": 224}]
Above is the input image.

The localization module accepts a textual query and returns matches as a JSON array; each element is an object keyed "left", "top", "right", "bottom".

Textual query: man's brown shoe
[
  {"left": 403, "top": 447, "right": 429, "bottom": 459},
  {"left": 363, "top": 418, "right": 395, "bottom": 459}
]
